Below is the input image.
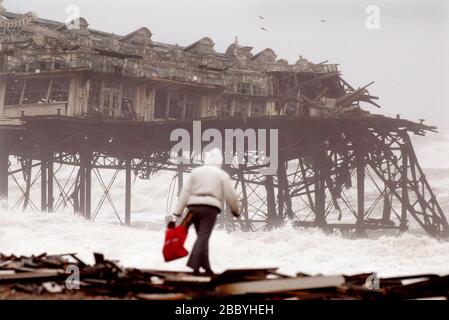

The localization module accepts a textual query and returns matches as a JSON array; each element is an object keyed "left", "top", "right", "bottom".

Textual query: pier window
[
  {"left": 234, "top": 99, "right": 249, "bottom": 117},
  {"left": 185, "top": 96, "right": 201, "bottom": 119},
  {"left": 87, "top": 78, "right": 137, "bottom": 117},
  {"left": 237, "top": 83, "right": 252, "bottom": 95},
  {"left": 253, "top": 85, "right": 266, "bottom": 96},
  {"left": 154, "top": 90, "right": 168, "bottom": 119},
  {"left": 230, "top": 83, "right": 268, "bottom": 97},
  {"left": 121, "top": 84, "right": 135, "bottom": 115},
  {"left": 5, "top": 77, "right": 71, "bottom": 106},
  {"left": 250, "top": 101, "right": 267, "bottom": 116},
  {"left": 168, "top": 92, "right": 185, "bottom": 119},
  {"left": 4, "top": 78, "right": 25, "bottom": 106},
  {"left": 154, "top": 89, "right": 202, "bottom": 120},
  {"left": 102, "top": 80, "right": 121, "bottom": 115},
  {"left": 22, "top": 78, "right": 51, "bottom": 104},
  {"left": 48, "top": 78, "right": 70, "bottom": 103},
  {"left": 216, "top": 97, "right": 233, "bottom": 117},
  {"left": 88, "top": 79, "right": 101, "bottom": 108}
]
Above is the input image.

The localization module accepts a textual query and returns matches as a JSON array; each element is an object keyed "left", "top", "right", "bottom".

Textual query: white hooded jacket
[{"left": 174, "top": 149, "right": 240, "bottom": 216}]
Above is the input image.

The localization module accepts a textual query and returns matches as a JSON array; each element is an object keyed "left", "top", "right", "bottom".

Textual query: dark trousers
[{"left": 186, "top": 205, "right": 220, "bottom": 271}]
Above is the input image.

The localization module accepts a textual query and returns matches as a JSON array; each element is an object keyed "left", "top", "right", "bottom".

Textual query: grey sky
[{"left": 5, "top": 0, "right": 449, "bottom": 129}]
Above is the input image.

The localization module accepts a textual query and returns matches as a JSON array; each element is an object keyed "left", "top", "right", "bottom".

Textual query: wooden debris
[
  {"left": 136, "top": 293, "right": 188, "bottom": 300},
  {"left": 0, "top": 252, "right": 448, "bottom": 300},
  {"left": 215, "top": 275, "right": 345, "bottom": 296},
  {"left": 0, "top": 271, "right": 63, "bottom": 283}
]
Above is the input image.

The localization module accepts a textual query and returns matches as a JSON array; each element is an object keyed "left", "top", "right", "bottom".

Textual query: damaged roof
[{"left": 0, "top": 9, "right": 336, "bottom": 77}]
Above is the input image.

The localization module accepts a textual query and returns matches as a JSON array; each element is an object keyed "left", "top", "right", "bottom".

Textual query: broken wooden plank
[
  {"left": 164, "top": 274, "right": 211, "bottom": 283},
  {"left": 136, "top": 293, "right": 188, "bottom": 300},
  {"left": 210, "top": 268, "right": 279, "bottom": 286},
  {"left": 0, "top": 270, "right": 15, "bottom": 276},
  {"left": 0, "top": 260, "right": 14, "bottom": 268},
  {"left": 0, "top": 271, "right": 65, "bottom": 284},
  {"left": 215, "top": 275, "right": 346, "bottom": 296}
]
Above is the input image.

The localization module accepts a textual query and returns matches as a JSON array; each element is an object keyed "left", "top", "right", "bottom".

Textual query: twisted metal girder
[
  {"left": 365, "top": 130, "right": 449, "bottom": 237},
  {"left": 2, "top": 117, "right": 447, "bottom": 237}
]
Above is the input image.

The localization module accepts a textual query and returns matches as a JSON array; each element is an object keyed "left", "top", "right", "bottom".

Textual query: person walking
[{"left": 173, "top": 149, "right": 240, "bottom": 276}]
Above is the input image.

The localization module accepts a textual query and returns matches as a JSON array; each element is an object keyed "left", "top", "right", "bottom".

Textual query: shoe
[
  {"left": 192, "top": 270, "right": 201, "bottom": 276},
  {"left": 203, "top": 269, "right": 215, "bottom": 277}
]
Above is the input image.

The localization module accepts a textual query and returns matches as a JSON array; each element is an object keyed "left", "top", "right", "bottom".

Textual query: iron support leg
[
  {"left": 79, "top": 151, "right": 92, "bottom": 219},
  {"left": 79, "top": 159, "right": 86, "bottom": 218},
  {"left": 381, "top": 187, "right": 392, "bottom": 222},
  {"left": 313, "top": 150, "right": 326, "bottom": 228},
  {"left": 264, "top": 175, "right": 278, "bottom": 228},
  {"left": 23, "top": 160, "right": 32, "bottom": 211},
  {"left": 0, "top": 139, "right": 8, "bottom": 209},
  {"left": 47, "top": 157, "right": 54, "bottom": 213},
  {"left": 356, "top": 143, "right": 366, "bottom": 236},
  {"left": 400, "top": 149, "right": 409, "bottom": 231},
  {"left": 41, "top": 161, "right": 47, "bottom": 212},
  {"left": 85, "top": 155, "right": 91, "bottom": 220},
  {"left": 125, "top": 159, "right": 132, "bottom": 226},
  {"left": 237, "top": 170, "right": 249, "bottom": 230},
  {"left": 314, "top": 172, "right": 326, "bottom": 227},
  {"left": 277, "top": 161, "right": 293, "bottom": 220}
]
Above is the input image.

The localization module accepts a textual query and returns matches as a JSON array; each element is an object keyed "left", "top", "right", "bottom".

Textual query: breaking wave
[{"left": 1, "top": 132, "right": 449, "bottom": 276}]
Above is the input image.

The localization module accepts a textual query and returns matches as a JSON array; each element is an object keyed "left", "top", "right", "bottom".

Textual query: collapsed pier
[{"left": 0, "top": 7, "right": 447, "bottom": 237}]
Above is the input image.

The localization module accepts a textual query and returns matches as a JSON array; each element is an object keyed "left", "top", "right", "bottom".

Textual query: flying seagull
[
  {"left": 258, "top": 16, "right": 265, "bottom": 20},
  {"left": 260, "top": 26, "right": 268, "bottom": 31},
  {"left": 321, "top": 19, "right": 327, "bottom": 23}
]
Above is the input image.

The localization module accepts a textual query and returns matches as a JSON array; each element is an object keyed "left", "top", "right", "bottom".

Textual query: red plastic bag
[{"left": 163, "top": 224, "right": 189, "bottom": 262}]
